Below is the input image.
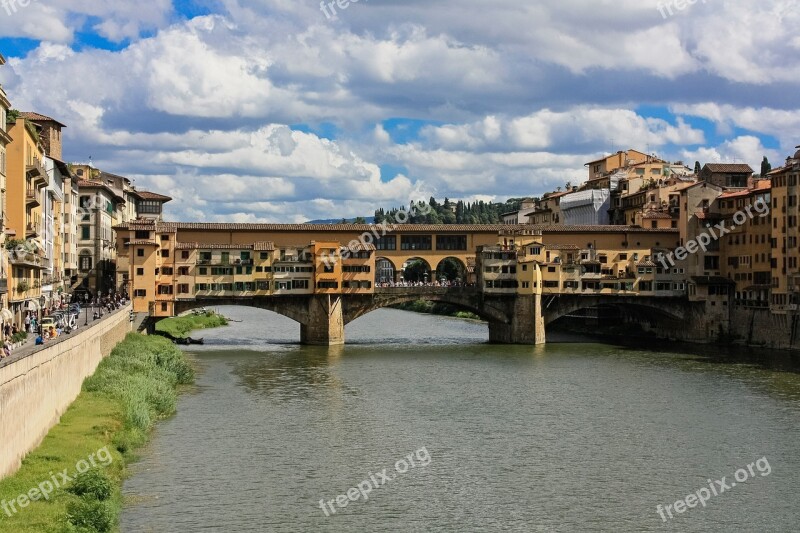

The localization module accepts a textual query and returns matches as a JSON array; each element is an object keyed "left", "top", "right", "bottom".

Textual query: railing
[{"left": 10, "top": 251, "right": 43, "bottom": 267}]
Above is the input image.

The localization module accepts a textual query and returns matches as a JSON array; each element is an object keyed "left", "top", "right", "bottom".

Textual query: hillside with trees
[{"left": 374, "top": 197, "right": 531, "bottom": 225}]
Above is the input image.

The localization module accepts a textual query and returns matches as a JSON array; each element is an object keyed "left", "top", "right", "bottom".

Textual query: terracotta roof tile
[
  {"left": 114, "top": 222, "right": 677, "bottom": 234},
  {"left": 135, "top": 190, "right": 173, "bottom": 202},
  {"left": 341, "top": 242, "right": 376, "bottom": 252},
  {"left": 20, "top": 111, "right": 66, "bottom": 127},
  {"left": 703, "top": 163, "right": 754, "bottom": 174},
  {"left": 126, "top": 240, "right": 158, "bottom": 246}
]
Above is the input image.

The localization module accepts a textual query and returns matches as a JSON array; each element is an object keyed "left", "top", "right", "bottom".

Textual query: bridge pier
[
  {"left": 301, "top": 295, "right": 345, "bottom": 346},
  {"left": 488, "top": 294, "right": 546, "bottom": 345}
]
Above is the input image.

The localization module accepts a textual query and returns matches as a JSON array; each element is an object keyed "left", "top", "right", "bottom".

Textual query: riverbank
[
  {"left": 0, "top": 334, "right": 194, "bottom": 533},
  {"left": 155, "top": 311, "right": 228, "bottom": 339},
  {"left": 391, "top": 300, "right": 482, "bottom": 320}
]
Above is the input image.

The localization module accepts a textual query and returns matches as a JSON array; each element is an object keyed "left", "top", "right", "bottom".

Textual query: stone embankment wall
[{"left": 0, "top": 306, "right": 131, "bottom": 479}]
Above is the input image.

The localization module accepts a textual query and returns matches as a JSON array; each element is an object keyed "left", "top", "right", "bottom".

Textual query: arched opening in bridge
[
  {"left": 400, "top": 258, "right": 432, "bottom": 283},
  {"left": 375, "top": 257, "right": 397, "bottom": 284},
  {"left": 546, "top": 303, "right": 682, "bottom": 340},
  {"left": 435, "top": 257, "right": 467, "bottom": 284}
]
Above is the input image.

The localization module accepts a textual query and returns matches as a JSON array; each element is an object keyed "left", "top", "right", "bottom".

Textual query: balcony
[
  {"left": 26, "top": 223, "right": 40, "bottom": 238},
  {"left": 26, "top": 156, "right": 49, "bottom": 188},
  {"left": 26, "top": 188, "right": 40, "bottom": 207},
  {"left": 10, "top": 250, "right": 44, "bottom": 269}
]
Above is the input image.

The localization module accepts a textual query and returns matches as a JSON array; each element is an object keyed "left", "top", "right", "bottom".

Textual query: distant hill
[{"left": 305, "top": 217, "right": 375, "bottom": 224}]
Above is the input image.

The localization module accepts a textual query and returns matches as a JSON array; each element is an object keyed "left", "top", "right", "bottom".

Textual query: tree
[
  {"left": 694, "top": 161, "right": 701, "bottom": 175},
  {"left": 354, "top": 216, "right": 367, "bottom": 224},
  {"left": 761, "top": 156, "right": 772, "bottom": 176}
]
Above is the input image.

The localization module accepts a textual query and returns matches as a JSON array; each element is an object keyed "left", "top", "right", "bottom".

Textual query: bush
[
  {"left": 67, "top": 468, "right": 112, "bottom": 501},
  {"left": 65, "top": 499, "right": 114, "bottom": 532},
  {"left": 155, "top": 312, "right": 228, "bottom": 338},
  {"left": 10, "top": 331, "right": 28, "bottom": 343},
  {"left": 83, "top": 334, "right": 194, "bottom": 450}
]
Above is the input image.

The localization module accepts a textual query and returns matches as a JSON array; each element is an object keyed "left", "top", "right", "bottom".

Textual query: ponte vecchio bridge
[{"left": 115, "top": 221, "right": 715, "bottom": 345}]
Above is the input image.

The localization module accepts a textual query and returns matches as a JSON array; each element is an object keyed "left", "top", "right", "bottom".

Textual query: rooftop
[
  {"left": 20, "top": 111, "right": 66, "bottom": 128},
  {"left": 703, "top": 163, "right": 754, "bottom": 174},
  {"left": 114, "top": 221, "right": 678, "bottom": 234},
  {"left": 134, "top": 190, "right": 173, "bottom": 202}
]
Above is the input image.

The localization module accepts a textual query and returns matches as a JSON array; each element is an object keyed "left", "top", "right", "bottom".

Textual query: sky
[{"left": 1, "top": 0, "right": 799, "bottom": 223}]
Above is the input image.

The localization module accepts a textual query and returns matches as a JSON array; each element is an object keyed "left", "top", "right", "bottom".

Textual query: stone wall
[
  {"left": 730, "top": 306, "right": 798, "bottom": 350},
  {"left": 0, "top": 306, "right": 131, "bottom": 479}
]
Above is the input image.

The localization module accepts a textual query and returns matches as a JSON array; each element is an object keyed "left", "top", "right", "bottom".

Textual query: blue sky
[{"left": 0, "top": 0, "right": 798, "bottom": 222}]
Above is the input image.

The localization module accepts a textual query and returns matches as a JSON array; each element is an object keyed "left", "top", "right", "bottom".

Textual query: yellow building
[
  {"left": 341, "top": 243, "right": 376, "bottom": 293},
  {"left": 0, "top": 55, "right": 12, "bottom": 327},
  {"left": 5, "top": 114, "right": 48, "bottom": 323},
  {"left": 585, "top": 149, "right": 649, "bottom": 182}
]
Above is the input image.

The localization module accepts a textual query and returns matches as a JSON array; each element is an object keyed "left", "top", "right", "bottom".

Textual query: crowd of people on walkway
[
  {"left": 376, "top": 280, "right": 473, "bottom": 288},
  {"left": 0, "top": 294, "right": 129, "bottom": 362}
]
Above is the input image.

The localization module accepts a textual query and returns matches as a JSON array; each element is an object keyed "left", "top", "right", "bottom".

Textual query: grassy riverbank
[
  {"left": 392, "top": 300, "right": 482, "bottom": 320},
  {"left": 0, "top": 334, "right": 194, "bottom": 533},
  {"left": 155, "top": 311, "right": 228, "bottom": 339}
]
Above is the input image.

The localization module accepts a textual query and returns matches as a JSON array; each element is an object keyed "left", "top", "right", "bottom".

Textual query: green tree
[
  {"left": 694, "top": 161, "right": 701, "bottom": 175},
  {"left": 761, "top": 156, "right": 772, "bottom": 176}
]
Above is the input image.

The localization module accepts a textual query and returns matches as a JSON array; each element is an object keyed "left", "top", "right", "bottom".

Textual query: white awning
[
  {"left": 26, "top": 300, "right": 40, "bottom": 311},
  {"left": 0, "top": 309, "right": 12, "bottom": 321}
]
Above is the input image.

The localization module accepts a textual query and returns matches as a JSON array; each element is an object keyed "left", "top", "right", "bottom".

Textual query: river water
[{"left": 121, "top": 307, "right": 800, "bottom": 532}]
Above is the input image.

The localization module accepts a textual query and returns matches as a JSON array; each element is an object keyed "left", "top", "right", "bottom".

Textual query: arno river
[{"left": 121, "top": 307, "right": 800, "bottom": 532}]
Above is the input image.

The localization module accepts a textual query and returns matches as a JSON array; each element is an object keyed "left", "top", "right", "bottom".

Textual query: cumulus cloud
[{"left": 0, "top": 0, "right": 796, "bottom": 221}]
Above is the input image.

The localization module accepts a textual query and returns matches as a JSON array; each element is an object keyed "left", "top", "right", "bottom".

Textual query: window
[
  {"left": 375, "top": 235, "right": 397, "bottom": 250},
  {"left": 81, "top": 226, "right": 90, "bottom": 240},
  {"left": 181, "top": 251, "right": 190, "bottom": 259},
  {"left": 161, "top": 303, "right": 168, "bottom": 312},
  {"left": 317, "top": 281, "right": 339, "bottom": 289},
  {"left": 137, "top": 248, "right": 144, "bottom": 257},
  {"left": 160, "top": 234, "right": 170, "bottom": 241},
  {"left": 134, "top": 289, "right": 147, "bottom": 297},
  {"left": 135, "top": 230, "right": 150, "bottom": 239},
  {"left": 138, "top": 200, "right": 162, "bottom": 215},
  {"left": 199, "top": 267, "right": 207, "bottom": 275},
  {"left": 401, "top": 235, "right": 432, "bottom": 250},
  {"left": 436, "top": 235, "right": 467, "bottom": 251},
  {"left": 136, "top": 268, "right": 144, "bottom": 276},
  {"left": 161, "top": 249, "right": 170, "bottom": 258},
  {"left": 260, "top": 252, "right": 270, "bottom": 260},
  {"left": 292, "top": 280, "right": 309, "bottom": 290},
  {"left": 80, "top": 255, "right": 92, "bottom": 270},
  {"left": 157, "top": 285, "right": 174, "bottom": 295}
]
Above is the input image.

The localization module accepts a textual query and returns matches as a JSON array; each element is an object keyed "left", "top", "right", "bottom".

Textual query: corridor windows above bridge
[
  {"left": 375, "top": 235, "right": 396, "bottom": 250},
  {"left": 436, "top": 235, "right": 467, "bottom": 251},
  {"left": 401, "top": 235, "right": 432, "bottom": 251}
]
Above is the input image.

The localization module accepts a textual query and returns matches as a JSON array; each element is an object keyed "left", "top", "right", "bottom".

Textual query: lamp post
[{"left": 84, "top": 294, "right": 89, "bottom": 326}]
